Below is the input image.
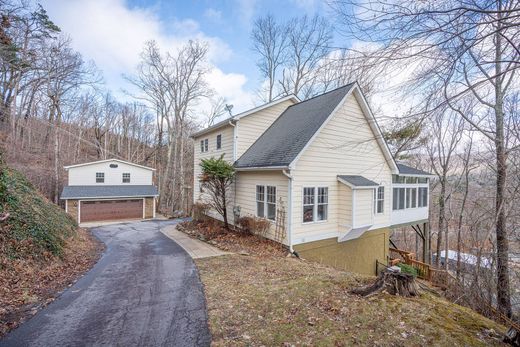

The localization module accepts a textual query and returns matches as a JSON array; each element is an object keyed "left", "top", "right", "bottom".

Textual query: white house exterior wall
[
  {"left": 234, "top": 170, "right": 289, "bottom": 244},
  {"left": 235, "top": 99, "right": 295, "bottom": 158},
  {"left": 290, "top": 93, "right": 393, "bottom": 245},
  {"left": 67, "top": 160, "right": 153, "bottom": 186}
]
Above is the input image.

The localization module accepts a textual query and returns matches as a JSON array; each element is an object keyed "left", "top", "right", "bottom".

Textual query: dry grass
[
  {"left": 197, "top": 255, "right": 507, "bottom": 346},
  {"left": 0, "top": 228, "right": 103, "bottom": 336}
]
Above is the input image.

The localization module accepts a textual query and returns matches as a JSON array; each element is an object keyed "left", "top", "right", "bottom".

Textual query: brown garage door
[{"left": 80, "top": 199, "right": 143, "bottom": 222}]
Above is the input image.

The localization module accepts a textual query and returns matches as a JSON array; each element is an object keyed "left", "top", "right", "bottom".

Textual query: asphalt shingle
[
  {"left": 60, "top": 185, "right": 158, "bottom": 199},
  {"left": 397, "top": 163, "right": 432, "bottom": 176},
  {"left": 337, "top": 175, "right": 379, "bottom": 187},
  {"left": 234, "top": 83, "right": 355, "bottom": 168}
]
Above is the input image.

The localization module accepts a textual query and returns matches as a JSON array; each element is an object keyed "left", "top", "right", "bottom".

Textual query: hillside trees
[
  {"left": 332, "top": 0, "right": 520, "bottom": 316},
  {"left": 126, "top": 40, "right": 210, "bottom": 214}
]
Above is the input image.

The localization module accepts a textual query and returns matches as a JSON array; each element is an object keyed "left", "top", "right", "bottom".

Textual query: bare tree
[
  {"left": 332, "top": 0, "right": 519, "bottom": 317},
  {"left": 279, "top": 15, "right": 333, "bottom": 99},
  {"left": 251, "top": 14, "right": 287, "bottom": 102}
]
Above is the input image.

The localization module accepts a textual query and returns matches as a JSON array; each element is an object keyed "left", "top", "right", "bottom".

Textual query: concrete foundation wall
[{"left": 293, "top": 227, "right": 389, "bottom": 276}]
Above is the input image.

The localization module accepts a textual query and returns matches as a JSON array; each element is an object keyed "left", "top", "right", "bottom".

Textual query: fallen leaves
[{"left": 0, "top": 228, "right": 103, "bottom": 337}]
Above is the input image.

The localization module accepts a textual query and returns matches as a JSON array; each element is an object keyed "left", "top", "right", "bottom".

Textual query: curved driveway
[{"left": 1, "top": 220, "right": 211, "bottom": 347}]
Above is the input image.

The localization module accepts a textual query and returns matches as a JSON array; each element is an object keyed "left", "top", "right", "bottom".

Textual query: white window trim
[
  {"left": 256, "top": 185, "right": 277, "bottom": 221},
  {"left": 392, "top": 184, "right": 429, "bottom": 211},
  {"left": 302, "top": 186, "right": 328, "bottom": 224},
  {"left": 374, "top": 186, "right": 384, "bottom": 214}
]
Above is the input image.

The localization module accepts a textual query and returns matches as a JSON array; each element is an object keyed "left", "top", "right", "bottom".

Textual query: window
[
  {"left": 317, "top": 187, "right": 328, "bottom": 221},
  {"left": 418, "top": 177, "right": 428, "bottom": 183},
  {"left": 267, "top": 186, "right": 276, "bottom": 220},
  {"left": 200, "top": 139, "right": 209, "bottom": 152},
  {"left": 392, "top": 187, "right": 405, "bottom": 210},
  {"left": 303, "top": 187, "right": 315, "bottom": 223},
  {"left": 122, "top": 173, "right": 130, "bottom": 183},
  {"left": 374, "top": 186, "right": 384, "bottom": 213},
  {"left": 392, "top": 175, "right": 406, "bottom": 183},
  {"left": 96, "top": 172, "right": 104, "bottom": 183},
  {"left": 303, "top": 187, "right": 328, "bottom": 222},
  {"left": 216, "top": 134, "right": 222, "bottom": 150},
  {"left": 256, "top": 185, "right": 276, "bottom": 221},
  {"left": 405, "top": 177, "right": 418, "bottom": 184},
  {"left": 256, "top": 185, "right": 265, "bottom": 217},
  {"left": 418, "top": 187, "right": 428, "bottom": 207},
  {"left": 410, "top": 187, "right": 417, "bottom": 208}
]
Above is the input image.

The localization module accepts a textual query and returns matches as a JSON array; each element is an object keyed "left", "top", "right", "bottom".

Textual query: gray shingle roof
[
  {"left": 60, "top": 185, "right": 158, "bottom": 199},
  {"left": 397, "top": 163, "right": 432, "bottom": 176},
  {"left": 337, "top": 175, "right": 379, "bottom": 187},
  {"left": 234, "top": 83, "right": 355, "bottom": 168}
]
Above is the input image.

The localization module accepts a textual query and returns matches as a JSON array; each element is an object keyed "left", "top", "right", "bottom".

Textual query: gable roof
[
  {"left": 63, "top": 159, "right": 155, "bottom": 171},
  {"left": 397, "top": 163, "right": 433, "bottom": 176},
  {"left": 60, "top": 185, "right": 158, "bottom": 199},
  {"left": 337, "top": 175, "right": 379, "bottom": 189},
  {"left": 235, "top": 84, "right": 355, "bottom": 169},
  {"left": 192, "top": 95, "right": 299, "bottom": 138}
]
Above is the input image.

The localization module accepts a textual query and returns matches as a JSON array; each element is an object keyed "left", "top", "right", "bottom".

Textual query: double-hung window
[
  {"left": 96, "top": 172, "right": 104, "bottom": 183},
  {"left": 216, "top": 134, "right": 222, "bottom": 150},
  {"left": 122, "top": 173, "right": 130, "bottom": 183},
  {"left": 200, "top": 139, "right": 209, "bottom": 152},
  {"left": 256, "top": 185, "right": 276, "bottom": 221},
  {"left": 418, "top": 187, "right": 428, "bottom": 207},
  {"left": 374, "top": 186, "right": 384, "bottom": 213},
  {"left": 303, "top": 187, "right": 328, "bottom": 223}
]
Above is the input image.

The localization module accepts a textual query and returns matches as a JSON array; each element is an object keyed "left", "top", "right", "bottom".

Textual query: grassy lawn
[{"left": 196, "top": 255, "right": 506, "bottom": 346}]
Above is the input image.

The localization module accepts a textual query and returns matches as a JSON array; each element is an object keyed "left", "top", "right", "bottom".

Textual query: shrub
[
  {"left": 397, "top": 263, "right": 418, "bottom": 277},
  {"left": 192, "top": 202, "right": 210, "bottom": 222},
  {"left": 237, "top": 216, "right": 271, "bottom": 237}
]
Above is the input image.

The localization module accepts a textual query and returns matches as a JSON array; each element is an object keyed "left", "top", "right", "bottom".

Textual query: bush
[
  {"left": 397, "top": 263, "right": 418, "bottom": 277},
  {"left": 237, "top": 216, "right": 271, "bottom": 237},
  {"left": 192, "top": 202, "right": 210, "bottom": 222}
]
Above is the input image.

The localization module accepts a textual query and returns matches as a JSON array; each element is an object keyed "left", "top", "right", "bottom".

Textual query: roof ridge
[{"left": 289, "top": 82, "right": 356, "bottom": 107}]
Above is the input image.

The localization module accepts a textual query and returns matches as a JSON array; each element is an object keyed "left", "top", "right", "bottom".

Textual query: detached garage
[{"left": 60, "top": 159, "right": 159, "bottom": 224}]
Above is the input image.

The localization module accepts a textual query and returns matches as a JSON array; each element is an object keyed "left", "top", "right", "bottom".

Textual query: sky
[{"left": 39, "top": 0, "right": 344, "bottom": 119}]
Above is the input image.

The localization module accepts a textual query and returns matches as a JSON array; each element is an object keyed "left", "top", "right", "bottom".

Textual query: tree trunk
[
  {"left": 494, "top": 7, "right": 511, "bottom": 317},
  {"left": 435, "top": 180, "right": 446, "bottom": 267}
]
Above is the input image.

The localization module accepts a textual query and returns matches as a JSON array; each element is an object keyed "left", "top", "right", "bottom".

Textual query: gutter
[
  {"left": 229, "top": 119, "right": 238, "bottom": 209},
  {"left": 282, "top": 169, "right": 294, "bottom": 254}
]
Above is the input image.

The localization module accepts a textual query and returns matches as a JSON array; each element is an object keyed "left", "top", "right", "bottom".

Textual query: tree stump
[{"left": 350, "top": 269, "right": 419, "bottom": 297}]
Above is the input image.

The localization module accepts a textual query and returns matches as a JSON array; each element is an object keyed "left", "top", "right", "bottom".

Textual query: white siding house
[{"left": 192, "top": 83, "right": 432, "bottom": 275}]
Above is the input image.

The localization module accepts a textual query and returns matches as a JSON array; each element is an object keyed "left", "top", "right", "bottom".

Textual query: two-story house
[
  {"left": 60, "top": 159, "right": 158, "bottom": 224},
  {"left": 193, "top": 83, "right": 432, "bottom": 275}
]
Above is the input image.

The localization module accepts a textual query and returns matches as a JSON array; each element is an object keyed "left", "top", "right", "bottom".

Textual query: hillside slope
[
  {"left": 0, "top": 158, "right": 102, "bottom": 336},
  {"left": 197, "top": 255, "right": 507, "bottom": 346}
]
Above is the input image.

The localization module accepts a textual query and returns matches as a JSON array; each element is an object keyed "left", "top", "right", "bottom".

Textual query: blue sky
[{"left": 39, "top": 0, "right": 348, "bottom": 117}]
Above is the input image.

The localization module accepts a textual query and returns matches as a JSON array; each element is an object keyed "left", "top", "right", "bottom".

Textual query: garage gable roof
[{"left": 60, "top": 185, "right": 158, "bottom": 199}]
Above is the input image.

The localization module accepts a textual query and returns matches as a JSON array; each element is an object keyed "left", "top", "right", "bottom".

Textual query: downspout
[
  {"left": 229, "top": 119, "right": 238, "bottom": 218},
  {"left": 282, "top": 169, "right": 297, "bottom": 255}
]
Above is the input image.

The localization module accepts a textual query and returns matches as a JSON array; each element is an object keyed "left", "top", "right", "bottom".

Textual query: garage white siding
[{"left": 68, "top": 160, "right": 153, "bottom": 186}]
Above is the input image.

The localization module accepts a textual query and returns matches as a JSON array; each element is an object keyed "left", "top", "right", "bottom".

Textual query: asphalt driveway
[{"left": 1, "top": 220, "right": 211, "bottom": 347}]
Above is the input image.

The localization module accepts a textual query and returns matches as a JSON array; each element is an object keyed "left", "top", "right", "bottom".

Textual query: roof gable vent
[{"left": 110, "top": 163, "right": 118, "bottom": 168}]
